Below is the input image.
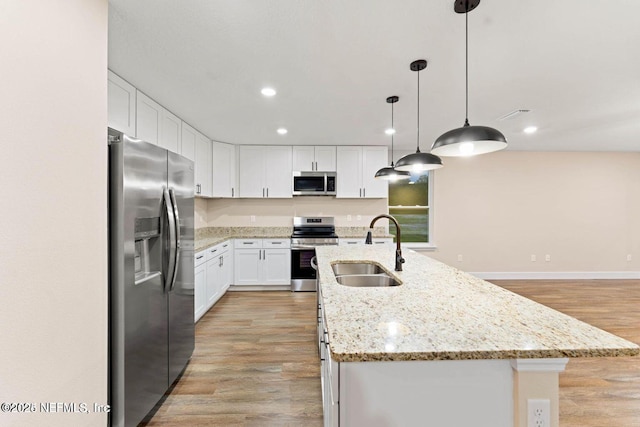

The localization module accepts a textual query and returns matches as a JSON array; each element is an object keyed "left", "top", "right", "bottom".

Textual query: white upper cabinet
[
  {"left": 195, "top": 132, "right": 212, "bottom": 197},
  {"left": 180, "top": 122, "right": 197, "bottom": 162},
  {"left": 211, "top": 141, "right": 236, "bottom": 198},
  {"left": 136, "top": 90, "right": 163, "bottom": 145},
  {"left": 159, "top": 109, "right": 181, "bottom": 153},
  {"left": 265, "top": 146, "right": 293, "bottom": 198},
  {"left": 292, "top": 146, "right": 336, "bottom": 171},
  {"left": 336, "top": 146, "right": 388, "bottom": 198},
  {"left": 361, "top": 146, "right": 388, "bottom": 198},
  {"left": 107, "top": 70, "right": 136, "bottom": 136},
  {"left": 238, "top": 146, "right": 292, "bottom": 198}
]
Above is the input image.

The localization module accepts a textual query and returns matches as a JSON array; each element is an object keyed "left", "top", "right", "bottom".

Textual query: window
[{"left": 388, "top": 172, "right": 430, "bottom": 243}]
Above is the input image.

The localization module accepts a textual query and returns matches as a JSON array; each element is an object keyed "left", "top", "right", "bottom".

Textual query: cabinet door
[
  {"left": 233, "top": 249, "right": 262, "bottom": 285},
  {"left": 362, "top": 146, "right": 388, "bottom": 198},
  {"left": 314, "top": 146, "right": 337, "bottom": 172},
  {"left": 205, "top": 258, "right": 219, "bottom": 309},
  {"left": 195, "top": 132, "right": 212, "bottom": 197},
  {"left": 160, "top": 109, "right": 181, "bottom": 153},
  {"left": 336, "top": 146, "right": 363, "bottom": 198},
  {"left": 107, "top": 70, "right": 136, "bottom": 135},
  {"left": 263, "top": 249, "right": 291, "bottom": 285},
  {"left": 194, "top": 263, "right": 207, "bottom": 322},
  {"left": 292, "top": 146, "right": 315, "bottom": 171},
  {"left": 220, "top": 252, "right": 232, "bottom": 293},
  {"left": 238, "top": 146, "right": 265, "bottom": 198},
  {"left": 265, "top": 146, "right": 292, "bottom": 198},
  {"left": 180, "top": 122, "right": 197, "bottom": 162},
  {"left": 212, "top": 141, "right": 235, "bottom": 198},
  {"left": 136, "top": 91, "right": 162, "bottom": 145}
]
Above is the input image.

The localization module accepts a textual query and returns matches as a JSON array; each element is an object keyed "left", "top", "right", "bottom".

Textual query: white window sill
[{"left": 401, "top": 242, "right": 437, "bottom": 251}]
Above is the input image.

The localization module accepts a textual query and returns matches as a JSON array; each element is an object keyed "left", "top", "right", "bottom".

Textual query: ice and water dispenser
[{"left": 134, "top": 217, "right": 162, "bottom": 284}]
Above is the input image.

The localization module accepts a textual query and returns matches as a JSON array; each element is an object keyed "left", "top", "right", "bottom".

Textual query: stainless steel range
[{"left": 291, "top": 216, "right": 339, "bottom": 291}]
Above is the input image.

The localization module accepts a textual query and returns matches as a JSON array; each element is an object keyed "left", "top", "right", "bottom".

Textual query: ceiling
[{"left": 108, "top": 0, "right": 640, "bottom": 152}]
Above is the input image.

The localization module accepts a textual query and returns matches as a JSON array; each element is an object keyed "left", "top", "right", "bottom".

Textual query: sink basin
[
  {"left": 335, "top": 274, "right": 401, "bottom": 287},
  {"left": 331, "top": 262, "right": 386, "bottom": 276}
]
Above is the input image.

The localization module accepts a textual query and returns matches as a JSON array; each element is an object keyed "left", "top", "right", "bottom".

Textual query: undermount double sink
[{"left": 331, "top": 262, "right": 401, "bottom": 287}]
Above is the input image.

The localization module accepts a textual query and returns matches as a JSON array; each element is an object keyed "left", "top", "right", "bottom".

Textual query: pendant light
[
  {"left": 431, "top": 0, "right": 507, "bottom": 157},
  {"left": 375, "top": 96, "right": 411, "bottom": 181},
  {"left": 395, "top": 60, "right": 443, "bottom": 172}
]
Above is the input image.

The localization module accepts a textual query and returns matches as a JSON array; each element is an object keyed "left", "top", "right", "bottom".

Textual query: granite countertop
[
  {"left": 315, "top": 245, "right": 640, "bottom": 363},
  {"left": 195, "top": 227, "right": 292, "bottom": 252},
  {"left": 194, "top": 226, "right": 392, "bottom": 252}
]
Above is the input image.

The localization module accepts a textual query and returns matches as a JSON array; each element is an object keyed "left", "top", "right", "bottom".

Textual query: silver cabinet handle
[
  {"left": 231, "top": 187, "right": 234, "bottom": 197},
  {"left": 311, "top": 161, "right": 314, "bottom": 171},
  {"left": 363, "top": 188, "right": 366, "bottom": 197},
  {"left": 359, "top": 188, "right": 362, "bottom": 197},
  {"left": 196, "top": 255, "right": 204, "bottom": 260},
  {"left": 266, "top": 188, "right": 269, "bottom": 197},
  {"left": 219, "top": 256, "right": 223, "bottom": 267}
]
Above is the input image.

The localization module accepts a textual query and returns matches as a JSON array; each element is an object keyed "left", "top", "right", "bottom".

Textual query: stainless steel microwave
[{"left": 292, "top": 171, "right": 336, "bottom": 196}]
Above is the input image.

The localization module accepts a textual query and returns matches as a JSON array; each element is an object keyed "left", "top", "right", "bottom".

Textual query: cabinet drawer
[
  {"left": 220, "top": 240, "right": 233, "bottom": 252},
  {"left": 263, "top": 239, "right": 290, "bottom": 248},
  {"left": 194, "top": 250, "right": 207, "bottom": 267},
  {"left": 235, "top": 239, "right": 262, "bottom": 248},
  {"left": 206, "top": 244, "right": 222, "bottom": 261}
]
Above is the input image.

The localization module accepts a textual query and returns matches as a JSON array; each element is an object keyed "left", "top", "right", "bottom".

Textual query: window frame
[{"left": 387, "top": 171, "right": 437, "bottom": 251}]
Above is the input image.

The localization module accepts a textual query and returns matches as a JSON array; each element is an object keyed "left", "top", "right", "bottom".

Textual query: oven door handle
[
  {"left": 291, "top": 245, "right": 319, "bottom": 250},
  {"left": 310, "top": 256, "right": 318, "bottom": 271}
]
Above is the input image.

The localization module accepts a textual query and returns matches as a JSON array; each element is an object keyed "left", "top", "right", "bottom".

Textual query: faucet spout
[{"left": 365, "top": 214, "right": 405, "bottom": 271}]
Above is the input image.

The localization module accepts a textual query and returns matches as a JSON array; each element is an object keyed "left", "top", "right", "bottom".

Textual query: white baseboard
[{"left": 470, "top": 271, "right": 640, "bottom": 280}]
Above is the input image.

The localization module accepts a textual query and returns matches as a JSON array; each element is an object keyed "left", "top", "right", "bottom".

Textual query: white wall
[
  {"left": 428, "top": 151, "right": 640, "bottom": 275},
  {"left": 0, "top": 1, "right": 108, "bottom": 426}
]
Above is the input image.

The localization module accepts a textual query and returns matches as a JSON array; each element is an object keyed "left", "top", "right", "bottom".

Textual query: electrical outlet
[
  {"left": 356, "top": 215, "right": 362, "bottom": 221},
  {"left": 531, "top": 255, "right": 536, "bottom": 262},
  {"left": 545, "top": 254, "right": 551, "bottom": 262},
  {"left": 250, "top": 215, "right": 256, "bottom": 223},
  {"left": 347, "top": 215, "right": 352, "bottom": 221},
  {"left": 457, "top": 254, "right": 463, "bottom": 262},
  {"left": 627, "top": 254, "right": 632, "bottom": 262},
  {"left": 528, "top": 399, "right": 550, "bottom": 427}
]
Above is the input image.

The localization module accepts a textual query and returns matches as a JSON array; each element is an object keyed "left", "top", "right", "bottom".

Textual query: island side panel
[{"left": 339, "top": 359, "right": 513, "bottom": 427}]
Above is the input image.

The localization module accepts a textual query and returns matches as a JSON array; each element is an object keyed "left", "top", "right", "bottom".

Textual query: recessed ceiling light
[
  {"left": 261, "top": 87, "right": 276, "bottom": 97},
  {"left": 385, "top": 128, "right": 396, "bottom": 135},
  {"left": 523, "top": 126, "right": 538, "bottom": 134},
  {"left": 277, "top": 128, "right": 288, "bottom": 135}
]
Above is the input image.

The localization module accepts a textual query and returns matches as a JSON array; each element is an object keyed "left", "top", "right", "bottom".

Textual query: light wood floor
[{"left": 142, "top": 281, "right": 640, "bottom": 426}]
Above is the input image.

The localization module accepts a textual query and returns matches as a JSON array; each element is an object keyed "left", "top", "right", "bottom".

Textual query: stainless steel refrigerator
[{"left": 108, "top": 128, "right": 195, "bottom": 427}]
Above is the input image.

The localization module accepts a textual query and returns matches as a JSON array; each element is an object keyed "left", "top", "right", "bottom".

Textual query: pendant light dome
[
  {"left": 395, "top": 60, "right": 443, "bottom": 172},
  {"left": 375, "top": 96, "right": 411, "bottom": 181},
  {"left": 431, "top": 0, "right": 507, "bottom": 157}
]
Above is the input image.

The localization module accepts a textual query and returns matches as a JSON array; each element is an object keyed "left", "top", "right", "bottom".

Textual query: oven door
[{"left": 291, "top": 247, "right": 317, "bottom": 291}]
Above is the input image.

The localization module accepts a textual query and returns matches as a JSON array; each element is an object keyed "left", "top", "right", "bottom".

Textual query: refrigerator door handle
[
  {"left": 163, "top": 188, "right": 178, "bottom": 293},
  {"left": 168, "top": 188, "right": 181, "bottom": 291}
]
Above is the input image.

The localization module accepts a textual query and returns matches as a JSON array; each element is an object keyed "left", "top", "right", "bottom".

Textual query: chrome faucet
[{"left": 365, "top": 214, "right": 405, "bottom": 271}]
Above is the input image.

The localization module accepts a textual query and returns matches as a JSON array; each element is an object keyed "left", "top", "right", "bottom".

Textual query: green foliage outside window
[{"left": 388, "top": 174, "right": 429, "bottom": 242}]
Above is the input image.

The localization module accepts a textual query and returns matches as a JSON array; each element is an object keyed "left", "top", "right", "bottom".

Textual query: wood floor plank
[
  {"left": 493, "top": 279, "right": 640, "bottom": 427},
  {"left": 143, "top": 281, "right": 640, "bottom": 426}
]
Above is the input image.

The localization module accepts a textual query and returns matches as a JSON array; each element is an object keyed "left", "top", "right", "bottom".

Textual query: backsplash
[{"left": 195, "top": 197, "right": 389, "bottom": 229}]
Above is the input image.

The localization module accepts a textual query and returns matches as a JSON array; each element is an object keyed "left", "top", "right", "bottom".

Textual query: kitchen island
[{"left": 315, "top": 245, "right": 639, "bottom": 427}]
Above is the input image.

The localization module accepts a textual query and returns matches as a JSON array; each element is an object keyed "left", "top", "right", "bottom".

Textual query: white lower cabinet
[
  {"left": 233, "top": 239, "right": 290, "bottom": 286},
  {"left": 194, "top": 240, "right": 233, "bottom": 322},
  {"left": 339, "top": 237, "right": 394, "bottom": 247},
  {"left": 194, "top": 250, "right": 208, "bottom": 322}
]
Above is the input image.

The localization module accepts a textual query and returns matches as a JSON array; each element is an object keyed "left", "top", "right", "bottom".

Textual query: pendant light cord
[
  {"left": 464, "top": 2, "right": 470, "bottom": 127},
  {"left": 416, "top": 66, "right": 421, "bottom": 153},
  {"left": 390, "top": 101, "right": 395, "bottom": 166}
]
